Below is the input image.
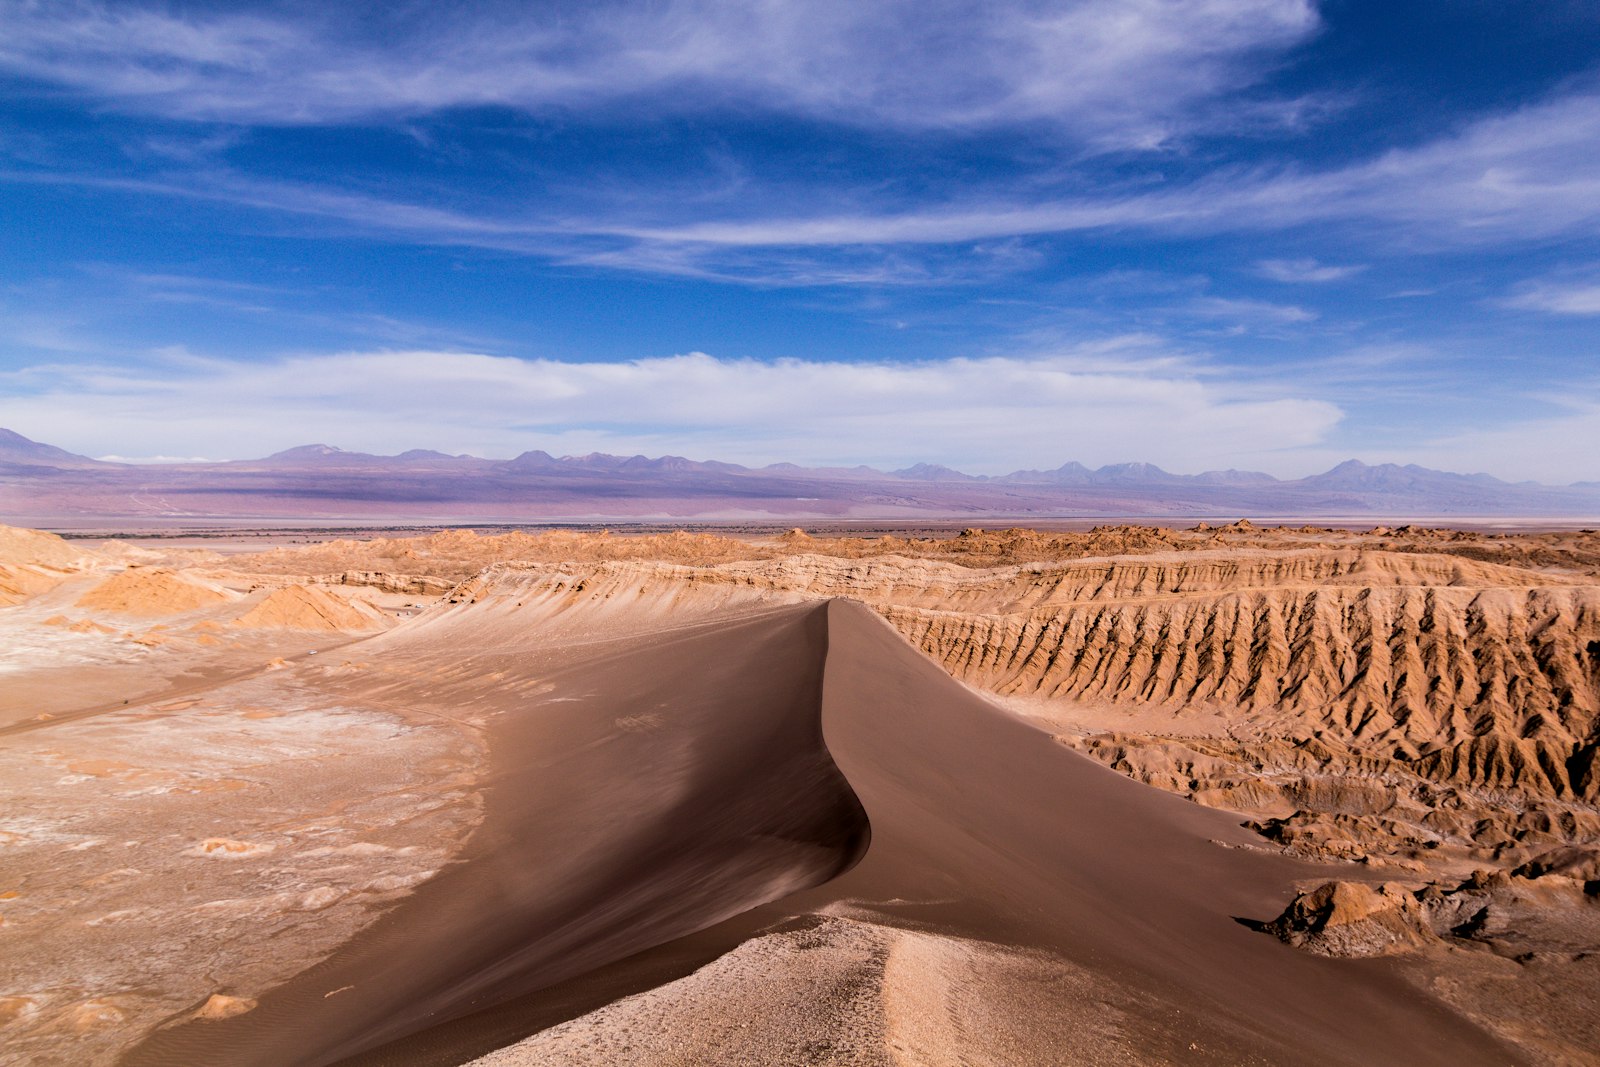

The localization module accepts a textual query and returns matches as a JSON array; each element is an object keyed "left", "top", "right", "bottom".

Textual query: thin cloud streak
[
  {"left": 1182, "top": 297, "right": 1316, "bottom": 324},
  {"left": 610, "top": 91, "right": 1600, "bottom": 249},
  {"left": 1255, "top": 258, "right": 1364, "bottom": 283},
  {"left": 1505, "top": 277, "right": 1600, "bottom": 316}
]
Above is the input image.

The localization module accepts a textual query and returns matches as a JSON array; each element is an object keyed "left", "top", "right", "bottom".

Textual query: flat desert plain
[{"left": 3, "top": 521, "right": 1599, "bottom": 1066}]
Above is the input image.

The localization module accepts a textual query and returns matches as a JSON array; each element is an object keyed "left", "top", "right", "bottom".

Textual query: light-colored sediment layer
[
  {"left": 0, "top": 673, "right": 483, "bottom": 1067},
  {"left": 231, "top": 527, "right": 770, "bottom": 582},
  {"left": 222, "top": 522, "right": 1600, "bottom": 580},
  {"left": 468, "top": 917, "right": 892, "bottom": 1067}
]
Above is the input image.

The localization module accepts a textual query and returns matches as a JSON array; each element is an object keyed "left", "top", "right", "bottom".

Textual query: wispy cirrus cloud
[
  {"left": 1254, "top": 258, "right": 1364, "bottom": 283},
  {"left": 4, "top": 3, "right": 1597, "bottom": 292},
  {"left": 0, "top": 0, "right": 1320, "bottom": 146},
  {"left": 600, "top": 90, "right": 1600, "bottom": 250},
  {"left": 1182, "top": 296, "right": 1316, "bottom": 325},
  {"left": 10, "top": 84, "right": 1598, "bottom": 288},
  {"left": 0, "top": 266, "right": 508, "bottom": 359},
  {"left": 1504, "top": 275, "right": 1600, "bottom": 316}
]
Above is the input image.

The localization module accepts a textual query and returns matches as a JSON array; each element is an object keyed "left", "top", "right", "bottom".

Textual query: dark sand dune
[
  {"left": 129, "top": 590, "right": 1519, "bottom": 1066},
  {"left": 790, "top": 601, "right": 1517, "bottom": 1064},
  {"left": 128, "top": 601, "right": 866, "bottom": 1067}
]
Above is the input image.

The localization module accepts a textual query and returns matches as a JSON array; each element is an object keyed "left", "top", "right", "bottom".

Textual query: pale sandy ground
[
  {"left": 2, "top": 523, "right": 1597, "bottom": 1066},
  {"left": 0, "top": 684, "right": 482, "bottom": 1067},
  {"left": 0, "top": 529, "right": 482, "bottom": 1065}
]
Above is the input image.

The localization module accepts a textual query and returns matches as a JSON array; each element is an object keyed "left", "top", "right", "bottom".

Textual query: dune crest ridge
[
  {"left": 444, "top": 591, "right": 1526, "bottom": 1066},
  {"left": 444, "top": 550, "right": 1600, "bottom": 853},
  {"left": 130, "top": 564, "right": 1532, "bottom": 1066}
]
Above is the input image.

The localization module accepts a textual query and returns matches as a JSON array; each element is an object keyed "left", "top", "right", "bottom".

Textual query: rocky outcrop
[
  {"left": 894, "top": 582, "right": 1600, "bottom": 796},
  {"left": 1266, "top": 851, "right": 1600, "bottom": 960},
  {"left": 1264, "top": 880, "right": 1435, "bottom": 957},
  {"left": 318, "top": 571, "right": 456, "bottom": 596}
]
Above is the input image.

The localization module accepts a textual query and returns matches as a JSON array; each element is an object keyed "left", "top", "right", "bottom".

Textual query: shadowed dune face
[{"left": 127, "top": 601, "right": 869, "bottom": 1067}]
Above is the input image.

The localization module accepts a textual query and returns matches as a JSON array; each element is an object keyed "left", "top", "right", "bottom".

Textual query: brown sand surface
[
  {"left": 480, "top": 599, "right": 1516, "bottom": 1065},
  {"left": 802, "top": 601, "right": 1515, "bottom": 1062},
  {"left": 126, "top": 599, "right": 866, "bottom": 1067},
  {"left": 128, "top": 586, "right": 1518, "bottom": 1066}
]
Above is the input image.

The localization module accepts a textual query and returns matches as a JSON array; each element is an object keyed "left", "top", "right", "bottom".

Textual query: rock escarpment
[{"left": 880, "top": 556, "right": 1600, "bottom": 868}]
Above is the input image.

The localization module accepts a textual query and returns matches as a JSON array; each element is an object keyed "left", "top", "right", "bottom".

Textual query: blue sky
[{"left": 1, "top": 1, "right": 1598, "bottom": 479}]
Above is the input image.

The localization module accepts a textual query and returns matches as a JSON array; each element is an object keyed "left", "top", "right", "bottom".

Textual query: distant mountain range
[{"left": 2, "top": 428, "right": 1596, "bottom": 524}]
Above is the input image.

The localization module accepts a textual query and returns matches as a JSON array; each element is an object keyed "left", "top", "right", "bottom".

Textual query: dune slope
[
  {"left": 127, "top": 600, "right": 866, "bottom": 1067},
  {"left": 452, "top": 552, "right": 1600, "bottom": 867},
  {"left": 476, "top": 598, "right": 1520, "bottom": 1066},
  {"left": 129, "top": 578, "right": 1521, "bottom": 1066},
  {"left": 799, "top": 600, "right": 1515, "bottom": 1064}
]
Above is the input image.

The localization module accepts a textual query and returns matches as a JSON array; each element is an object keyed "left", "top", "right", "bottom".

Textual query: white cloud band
[{"left": 1, "top": 345, "right": 1341, "bottom": 474}]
